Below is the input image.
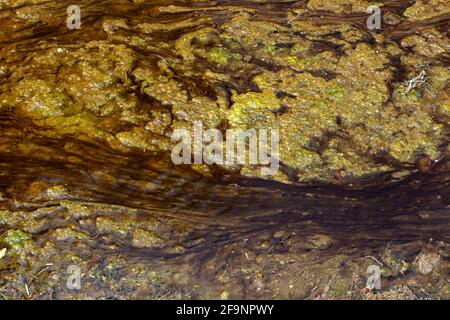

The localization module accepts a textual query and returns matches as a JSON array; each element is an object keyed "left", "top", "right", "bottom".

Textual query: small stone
[
  {"left": 254, "top": 279, "right": 264, "bottom": 291},
  {"left": 303, "top": 234, "right": 333, "bottom": 250},
  {"left": 419, "top": 212, "right": 430, "bottom": 220},
  {"left": 0, "top": 248, "right": 6, "bottom": 259},
  {"left": 220, "top": 291, "right": 230, "bottom": 300},
  {"left": 273, "top": 230, "right": 287, "bottom": 239},
  {"left": 258, "top": 240, "right": 271, "bottom": 250},
  {"left": 416, "top": 155, "right": 432, "bottom": 173},
  {"left": 131, "top": 229, "right": 165, "bottom": 248},
  {"left": 414, "top": 251, "right": 441, "bottom": 275},
  {"left": 383, "top": 12, "right": 402, "bottom": 25},
  {"left": 46, "top": 185, "right": 70, "bottom": 199}
]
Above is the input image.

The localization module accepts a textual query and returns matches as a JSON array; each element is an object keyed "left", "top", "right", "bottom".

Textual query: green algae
[
  {"left": 228, "top": 90, "right": 279, "bottom": 129},
  {"left": 403, "top": 0, "right": 450, "bottom": 21},
  {"left": 307, "top": 0, "right": 381, "bottom": 13},
  {"left": 265, "top": 44, "right": 279, "bottom": 54},
  {"left": 3, "top": 230, "right": 32, "bottom": 248},
  {"left": 208, "top": 48, "right": 238, "bottom": 64},
  {"left": 2, "top": 4, "right": 445, "bottom": 185}
]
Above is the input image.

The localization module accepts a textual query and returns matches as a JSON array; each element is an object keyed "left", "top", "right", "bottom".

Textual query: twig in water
[
  {"left": 362, "top": 255, "right": 384, "bottom": 266},
  {"left": 403, "top": 70, "right": 427, "bottom": 94}
]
